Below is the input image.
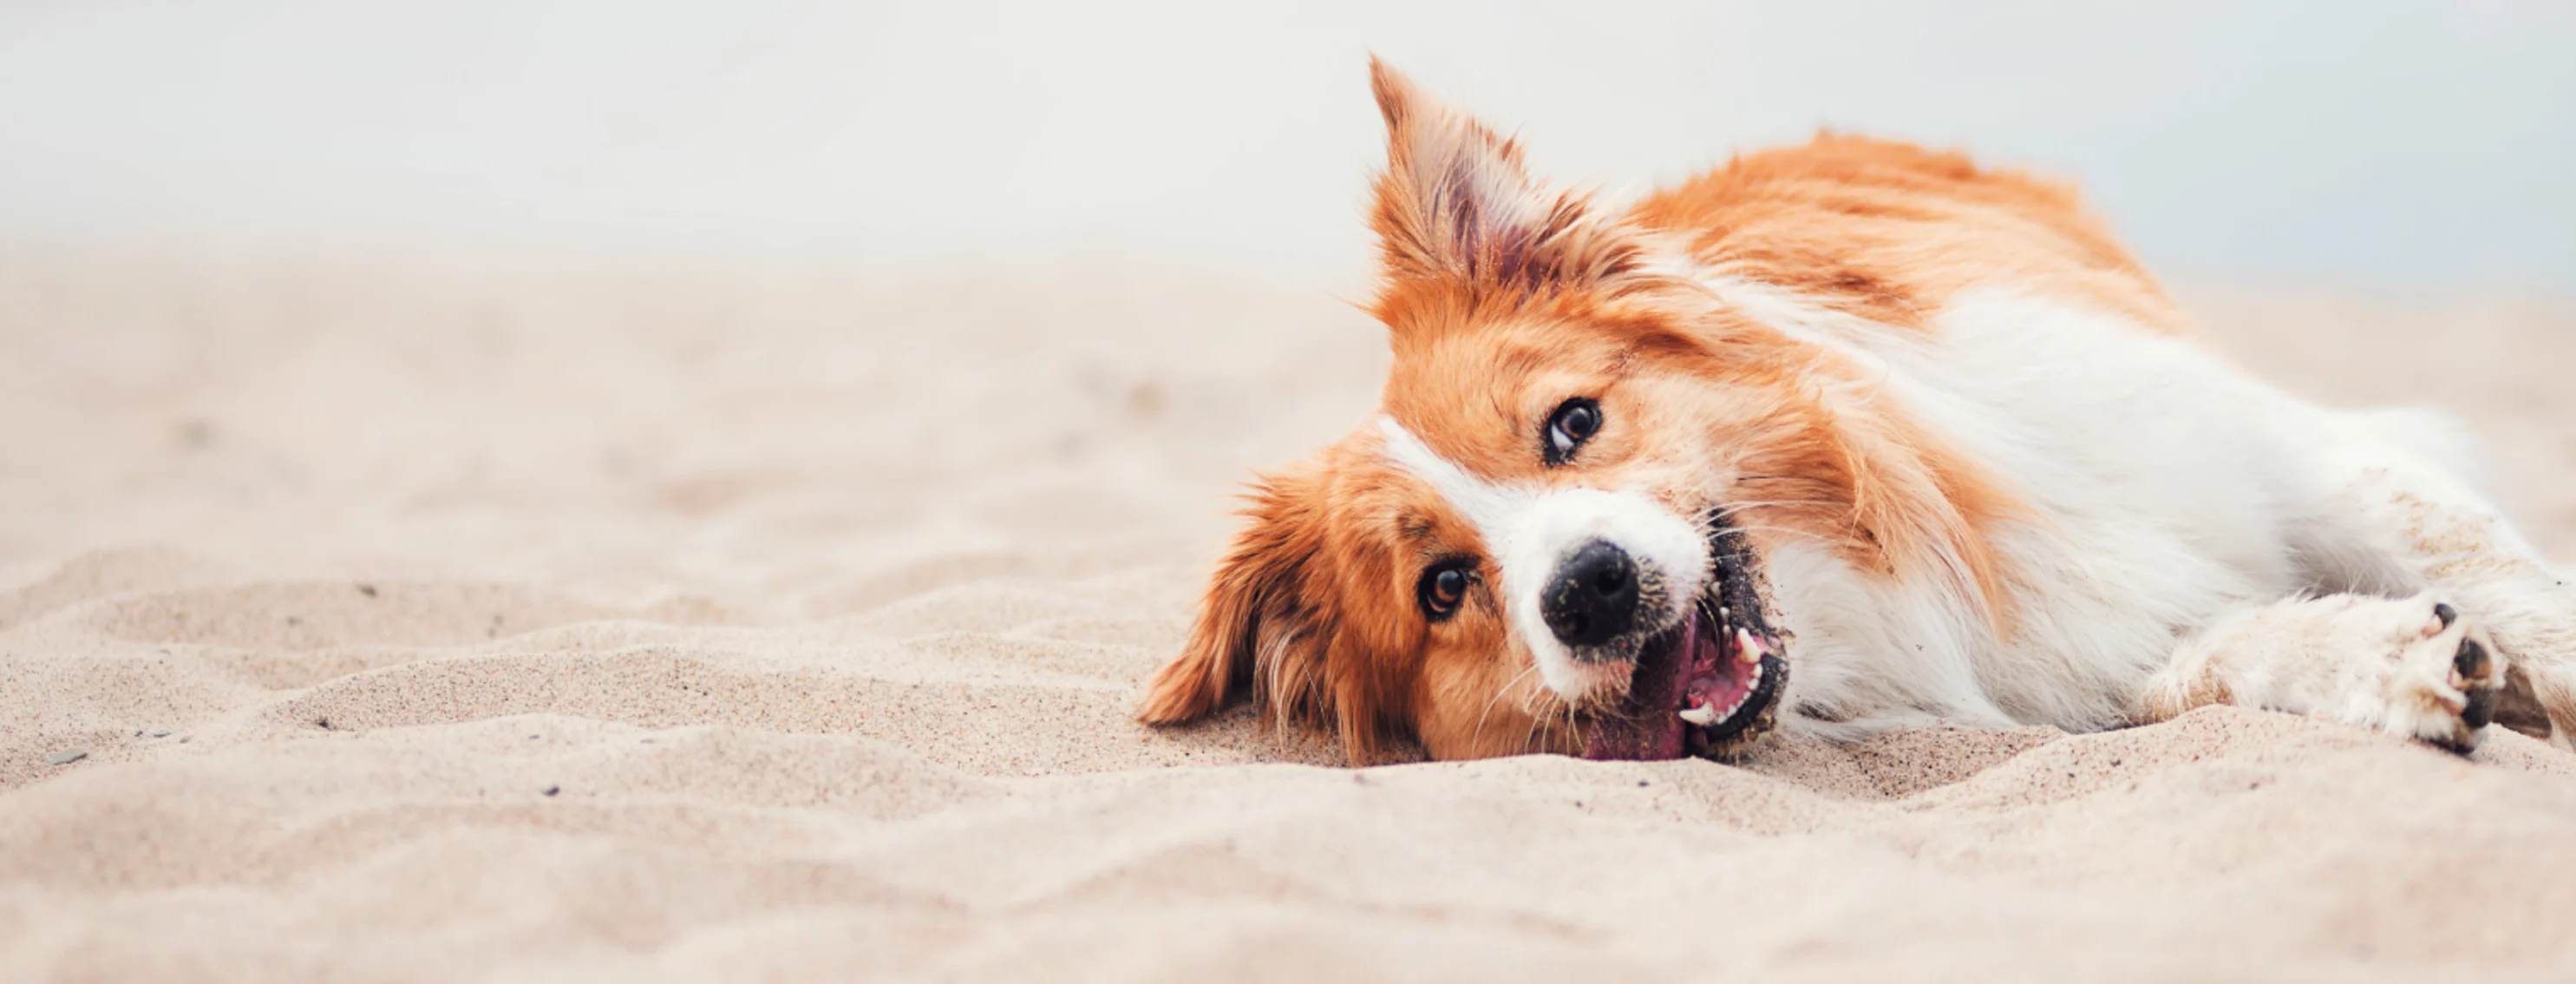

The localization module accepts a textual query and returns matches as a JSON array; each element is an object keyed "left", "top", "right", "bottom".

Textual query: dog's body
[{"left": 1140, "top": 62, "right": 2576, "bottom": 763}]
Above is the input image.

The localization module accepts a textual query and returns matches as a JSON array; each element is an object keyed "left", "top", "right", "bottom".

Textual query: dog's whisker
[
  {"left": 1470, "top": 661, "right": 1544, "bottom": 751},
  {"left": 1710, "top": 499, "right": 1841, "bottom": 515},
  {"left": 1708, "top": 523, "right": 1832, "bottom": 544}
]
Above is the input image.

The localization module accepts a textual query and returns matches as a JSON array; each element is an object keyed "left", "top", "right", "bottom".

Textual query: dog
[{"left": 1137, "top": 59, "right": 2575, "bottom": 764}]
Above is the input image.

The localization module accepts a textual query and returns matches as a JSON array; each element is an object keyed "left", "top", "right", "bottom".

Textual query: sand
[{"left": 5, "top": 246, "right": 2576, "bottom": 981}]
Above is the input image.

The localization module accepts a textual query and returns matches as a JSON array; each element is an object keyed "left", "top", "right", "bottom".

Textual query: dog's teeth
[
  {"left": 1735, "top": 628, "right": 1763, "bottom": 664},
  {"left": 1677, "top": 705, "right": 1719, "bottom": 726}
]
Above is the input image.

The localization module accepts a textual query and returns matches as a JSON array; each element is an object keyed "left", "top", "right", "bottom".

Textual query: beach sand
[{"left": 5, "top": 247, "right": 2575, "bottom": 981}]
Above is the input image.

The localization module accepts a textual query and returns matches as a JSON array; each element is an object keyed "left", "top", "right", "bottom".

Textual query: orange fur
[
  {"left": 1141, "top": 447, "right": 1408, "bottom": 763},
  {"left": 1630, "top": 135, "right": 2187, "bottom": 334}
]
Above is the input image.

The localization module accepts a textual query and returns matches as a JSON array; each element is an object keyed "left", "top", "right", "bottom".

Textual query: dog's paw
[{"left": 2362, "top": 597, "right": 2505, "bottom": 751}]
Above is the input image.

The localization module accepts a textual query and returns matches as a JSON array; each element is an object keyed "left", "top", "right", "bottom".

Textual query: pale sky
[{"left": 3, "top": 1, "right": 2569, "bottom": 292}]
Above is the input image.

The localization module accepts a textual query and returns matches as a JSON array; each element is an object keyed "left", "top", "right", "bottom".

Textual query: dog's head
[{"left": 1139, "top": 62, "right": 2010, "bottom": 763}]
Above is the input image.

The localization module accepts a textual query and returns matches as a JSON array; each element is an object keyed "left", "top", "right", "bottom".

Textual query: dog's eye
[
  {"left": 1416, "top": 561, "right": 1473, "bottom": 622},
  {"left": 1543, "top": 398, "right": 1602, "bottom": 466}
]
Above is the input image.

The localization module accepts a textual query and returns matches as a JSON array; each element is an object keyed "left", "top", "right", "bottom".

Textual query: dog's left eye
[
  {"left": 1416, "top": 561, "right": 1473, "bottom": 621},
  {"left": 1543, "top": 397, "right": 1602, "bottom": 466}
]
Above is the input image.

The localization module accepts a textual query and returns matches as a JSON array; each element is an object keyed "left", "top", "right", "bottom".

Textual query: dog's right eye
[
  {"left": 1542, "top": 397, "right": 1602, "bottom": 466},
  {"left": 1416, "top": 561, "right": 1472, "bottom": 621}
]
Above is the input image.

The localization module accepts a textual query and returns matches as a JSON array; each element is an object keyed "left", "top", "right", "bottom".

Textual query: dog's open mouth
[{"left": 1579, "top": 523, "right": 1787, "bottom": 761}]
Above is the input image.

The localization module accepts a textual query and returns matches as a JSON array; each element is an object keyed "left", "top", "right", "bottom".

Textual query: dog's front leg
[
  {"left": 2137, "top": 592, "right": 2505, "bottom": 750},
  {"left": 2281, "top": 414, "right": 2576, "bottom": 745}
]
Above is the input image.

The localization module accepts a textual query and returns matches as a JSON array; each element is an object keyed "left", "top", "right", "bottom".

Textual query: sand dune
[{"left": 5, "top": 248, "right": 2575, "bottom": 981}]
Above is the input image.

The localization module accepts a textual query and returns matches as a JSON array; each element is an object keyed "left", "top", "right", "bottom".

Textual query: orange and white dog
[{"left": 1139, "top": 60, "right": 2575, "bottom": 764}]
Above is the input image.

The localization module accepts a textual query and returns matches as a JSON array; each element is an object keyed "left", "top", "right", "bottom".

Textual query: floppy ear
[
  {"left": 1367, "top": 57, "right": 1638, "bottom": 290},
  {"left": 1138, "top": 467, "right": 1332, "bottom": 730}
]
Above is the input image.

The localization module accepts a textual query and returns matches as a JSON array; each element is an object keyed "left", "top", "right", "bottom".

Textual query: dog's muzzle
[{"left": 1570, "top": 516, "right": 1789, "bottom": 761}]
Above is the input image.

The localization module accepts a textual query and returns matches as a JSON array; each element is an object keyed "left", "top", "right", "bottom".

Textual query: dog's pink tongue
[
  {"left": 1580, "top": 705, "right": 1686, "bottom": 761},
  {"left": 1579, "top": 615, "right": 1697, "bottom": 761}
]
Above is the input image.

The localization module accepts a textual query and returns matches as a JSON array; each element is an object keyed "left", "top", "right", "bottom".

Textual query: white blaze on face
[{"left": 1376, "top": 416, "right": 1710, "bottom": 703}]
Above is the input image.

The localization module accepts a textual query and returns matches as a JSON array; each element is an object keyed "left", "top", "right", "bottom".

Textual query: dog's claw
[{"left": 2457, "top": 637, "right": 2496, "bottom": 730}]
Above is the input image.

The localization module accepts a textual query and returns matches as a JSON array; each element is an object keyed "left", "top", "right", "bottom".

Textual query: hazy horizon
[{"left": 3, "top": 1, "right": 2570, "bottom": 295}]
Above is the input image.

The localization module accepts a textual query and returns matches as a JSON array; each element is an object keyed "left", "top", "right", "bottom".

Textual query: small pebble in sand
[
  {"left": 543, "top": 785, "right": 561, "bottom": 797},
  {"left": 45, "top": 750, "right": 88, "bottom": 765}
]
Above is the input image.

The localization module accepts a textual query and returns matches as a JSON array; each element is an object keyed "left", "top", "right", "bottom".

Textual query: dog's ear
[
  {"left": 1138, "top": 465, "right": 1334, "bottom": 733},
  {"left": 1366, "top": 57, "right": 1638, "bottom": 292}
]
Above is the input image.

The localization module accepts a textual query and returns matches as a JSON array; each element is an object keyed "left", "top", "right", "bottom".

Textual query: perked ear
[
  {"left": 1137, "top": 467, "right": 1333, "bottom": 734},
  {"left": 1366, "top": 57, "right": 1638, "bottom": 291}
]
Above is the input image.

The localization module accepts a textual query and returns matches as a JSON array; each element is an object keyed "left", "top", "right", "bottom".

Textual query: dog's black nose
[{"left": 1542, "top": 540, "right": 1638, "bottom": 651}]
